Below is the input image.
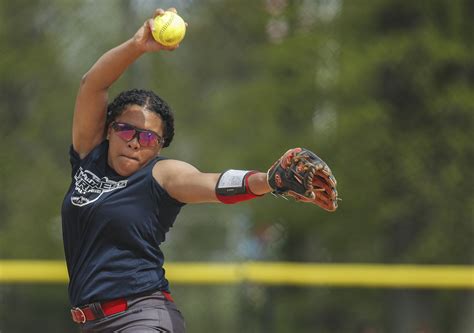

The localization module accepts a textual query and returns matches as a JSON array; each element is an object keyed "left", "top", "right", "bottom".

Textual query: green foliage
[{"left": 0, "top": 1, "right": 74, "bottom": 258}]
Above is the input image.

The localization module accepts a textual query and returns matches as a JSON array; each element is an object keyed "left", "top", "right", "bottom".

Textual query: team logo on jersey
[{"left": 71, "top": 167, "right": 128, "bottom": 207}]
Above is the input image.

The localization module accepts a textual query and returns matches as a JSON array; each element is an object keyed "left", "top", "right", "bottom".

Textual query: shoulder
[
  {"left": 152, "top": 159, "right": 199, "bottom": 183},
  {"left": 69, "top": 140, "right": 108, "bottom": 168}
]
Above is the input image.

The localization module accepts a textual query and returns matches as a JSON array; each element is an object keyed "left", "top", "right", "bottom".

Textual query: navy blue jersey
[{"left": 61, "top": 141, "right": 184, "bottom": 307}]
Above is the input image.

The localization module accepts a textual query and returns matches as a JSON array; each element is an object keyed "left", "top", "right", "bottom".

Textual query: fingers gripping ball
[
  {"left": 267, "top": 148, "right": 339, "bottom": 212},
  {"left": 152, "top": 11, "right": 186, "bottom": 47}
]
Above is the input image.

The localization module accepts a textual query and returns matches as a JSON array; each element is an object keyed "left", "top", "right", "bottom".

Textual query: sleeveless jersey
[{"left": 61, "top": 141, "right": 184, "bottom": 306}]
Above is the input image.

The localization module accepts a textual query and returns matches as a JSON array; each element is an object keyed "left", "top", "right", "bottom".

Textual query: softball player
[{"left": 62, "top": 8, "right": 337, "bottom": 332}]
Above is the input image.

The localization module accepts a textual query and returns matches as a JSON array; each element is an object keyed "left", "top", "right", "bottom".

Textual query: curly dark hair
[{"left": 106, "top": 89, "right": 175, "bottom": 148}]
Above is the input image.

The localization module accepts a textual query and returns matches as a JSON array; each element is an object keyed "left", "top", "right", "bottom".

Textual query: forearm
[
  {"left": 81, "top": 39, "right": 144, "bottom": 90},
  {"left": 156, "top": 160, "right": 272, "bottom": 204},
  {"left": 247, "top": 172, "right": 272, "bottom": 195}
]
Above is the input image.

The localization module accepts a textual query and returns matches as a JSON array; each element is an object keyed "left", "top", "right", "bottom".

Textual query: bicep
[
  {"left": 153, "top": 160, "right": 220, "bottom": 204},
  {"left": 72, "top": 75, "right": 109, "bottom": 159}
]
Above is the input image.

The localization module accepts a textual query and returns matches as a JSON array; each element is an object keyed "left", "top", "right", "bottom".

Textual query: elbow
[
  {"left": 79, "top": 72, "right": 89, "bottom": 86},
  {"left": 79, "top": 71, "right": 109, "bottom": 91},
  {"left": 78, "top": 72, "right": 100, "bottom": 92}
]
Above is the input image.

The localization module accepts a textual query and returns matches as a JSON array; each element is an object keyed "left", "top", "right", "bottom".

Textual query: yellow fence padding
[{"left": 0, "top": 261, "right": 473, "bottom": 289}]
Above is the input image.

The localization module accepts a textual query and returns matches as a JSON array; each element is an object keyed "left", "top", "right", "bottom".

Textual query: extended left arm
[
  {"left": 153, "top": 147, "right": 339, "bottom": 211},
  {"left": 153, "top": 159, "right": 271, "bottom": 204}
]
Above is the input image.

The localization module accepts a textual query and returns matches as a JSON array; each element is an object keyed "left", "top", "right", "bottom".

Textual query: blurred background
[{"left": 0, "top": 0, "right": 473, "bottom": 332}]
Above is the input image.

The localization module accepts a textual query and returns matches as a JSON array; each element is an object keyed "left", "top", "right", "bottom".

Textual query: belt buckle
[{"left": 71, "top": 307, "right": 86, "bottom": 324}]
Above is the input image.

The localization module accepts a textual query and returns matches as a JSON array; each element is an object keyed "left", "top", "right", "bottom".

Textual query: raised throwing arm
[{"left": 72, "top": 8, "right": 179, "bottom": 159}]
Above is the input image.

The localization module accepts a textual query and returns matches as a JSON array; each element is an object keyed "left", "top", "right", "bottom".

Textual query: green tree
[{"left": 173, "top": 0, "right": 473, "bottom": 331}]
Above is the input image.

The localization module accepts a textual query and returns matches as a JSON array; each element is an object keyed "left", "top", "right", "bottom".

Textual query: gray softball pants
[{"left": 79, "top": 291, "right": 185, "bottom": 333}]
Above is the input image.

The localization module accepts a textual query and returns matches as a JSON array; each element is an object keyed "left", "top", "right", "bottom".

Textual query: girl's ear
[{"left": 106, "top": 123, "right": 112, "bottom": 140}]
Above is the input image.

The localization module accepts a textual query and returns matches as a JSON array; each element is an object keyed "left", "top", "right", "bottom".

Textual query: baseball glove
[{"left": 267, "top": 148, "right": 339, "bottom": 212}]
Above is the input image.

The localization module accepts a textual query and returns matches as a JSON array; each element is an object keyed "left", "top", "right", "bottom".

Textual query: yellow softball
[{"left": 152, "top": 11, "right": 186, "bottom": 47}]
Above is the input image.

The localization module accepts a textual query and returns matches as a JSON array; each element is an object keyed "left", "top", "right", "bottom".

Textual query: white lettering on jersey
[{"left": 71, "top": 167, "right": 128, "bottom": 207}]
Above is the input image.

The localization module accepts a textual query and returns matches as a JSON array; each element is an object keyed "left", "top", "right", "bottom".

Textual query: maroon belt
[{"left": 71, "top": 291, "right": 174, "bottom": 324}]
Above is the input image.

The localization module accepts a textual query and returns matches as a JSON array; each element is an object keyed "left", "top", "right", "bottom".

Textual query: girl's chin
[{"left": 115, "top": 158, "right": 141, "bottom": 176}]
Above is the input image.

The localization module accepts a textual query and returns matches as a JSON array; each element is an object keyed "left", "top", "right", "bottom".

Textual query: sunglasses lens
[
  {"left": 138, "top": 131, "right": 159, "bottom": 147},
  {"left": 116, "top": 130, "right": 136, "bottom": 141},
  {"left": 113, "top": 123, "right": 136, "bottom": 141},
  {"left": 113, "top": 122, "right": 161, "bottom": 147}
]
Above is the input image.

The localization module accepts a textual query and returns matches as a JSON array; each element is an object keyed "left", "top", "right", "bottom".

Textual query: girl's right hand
[{"left": 132, "top": 8, "right": 184, "bottom": 53}]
